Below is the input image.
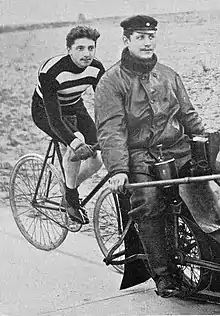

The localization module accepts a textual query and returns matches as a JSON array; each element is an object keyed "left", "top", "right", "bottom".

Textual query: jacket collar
[{"left": 121, "top": 47, "right": 157, "bottom": 76}]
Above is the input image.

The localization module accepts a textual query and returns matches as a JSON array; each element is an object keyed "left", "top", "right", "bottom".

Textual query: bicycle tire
[
  {"left": 93, "top": 187, "right": 125, "bottom": 274},
  {"left": 9, "top": 154, "right": 68, "bottom": 251},
  {"left": 166, "top": 210, "right": 212, "bottom": 296}
]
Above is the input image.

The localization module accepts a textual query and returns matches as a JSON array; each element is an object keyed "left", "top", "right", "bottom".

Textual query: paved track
[{"left": 1, "top": 206, "right": 220, "bottom": 316}]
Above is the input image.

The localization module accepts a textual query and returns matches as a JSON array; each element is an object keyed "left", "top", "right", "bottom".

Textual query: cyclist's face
[
  {"left": 123, "top": 31, "right": 156, "bottom": 59},
  {"left": 68, "top": 38, "right": 96, "bottom": 68}
]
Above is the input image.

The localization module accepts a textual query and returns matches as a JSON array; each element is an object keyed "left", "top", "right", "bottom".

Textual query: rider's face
[
  {"left": 123, "top": 31, "right": 156, "bottom": 59},
  {"left": 68, "top": 38, "right": 96, "bottom": 68}
]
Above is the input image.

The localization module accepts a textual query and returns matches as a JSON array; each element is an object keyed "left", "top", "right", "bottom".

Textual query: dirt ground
[{"left": 1, "top": 9, "right": 220, "bottom": 227}]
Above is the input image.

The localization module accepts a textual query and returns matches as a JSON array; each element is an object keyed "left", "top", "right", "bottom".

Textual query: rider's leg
[
  {"left": 62, "top": 132, "right": 87, "bottom": 223},
  {"left": 76, "top": 151, "right": 102, "bottom": 186},
  {"left": 62, "top": 132, "right": 102, "bottom": 188},
  {"left": 63, "top": 149, "right": 81, "bottom": 189},
  {"left": 62, "top": 146, "right": 84, "bottom": 221},
  {"left": 130, "top": 172, "right": 179, "bottom": 297},
  {"left": 62, "top": 131, "right": 85, "bottom": 189},
  {"left": 72, "top": 107, "right": 103, "bottom": 185},
  {"left": 130, "top": 173, "right": 168, "bottom": 274},
  {"left": 62, "top": 132, "right": 102, "bottom": 224}
]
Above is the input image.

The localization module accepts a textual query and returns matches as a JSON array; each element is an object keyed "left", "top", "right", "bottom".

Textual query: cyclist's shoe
[
  {"left": 67, "top": 216, "right": 82, "bottom": 232},
  {"left": 155, "top": 274, "right": 180, "bottom": 298},
  {"left": 64, "top": 198, "right": 89, "bottom": 225}
]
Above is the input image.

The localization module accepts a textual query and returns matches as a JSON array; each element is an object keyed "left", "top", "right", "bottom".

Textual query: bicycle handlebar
[
  {"left": 125, "top": 173, "right": 220, "bottom": 190},
  {"left": 70, "top": 143, "right": 100, "bottom": 162},
  {"left": 89, "top": 143, "right": 100, "bottom": 151}
]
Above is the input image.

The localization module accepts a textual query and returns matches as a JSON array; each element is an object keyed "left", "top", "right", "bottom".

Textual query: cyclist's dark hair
[{"left": 66, "top": 25, "right": 100, "bottom": 48}]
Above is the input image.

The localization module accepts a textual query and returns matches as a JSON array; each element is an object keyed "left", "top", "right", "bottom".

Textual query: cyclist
[
  {"left": 31, "top": 25, "right": 105, "bottom": 225},
  {"left": 95, "top": 15, "right": 205, "bottom": 297}
]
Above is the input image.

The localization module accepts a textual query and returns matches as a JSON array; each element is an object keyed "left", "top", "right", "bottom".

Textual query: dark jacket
[{"left": 95, "top": 57, "right": 204, "bottom": 176}]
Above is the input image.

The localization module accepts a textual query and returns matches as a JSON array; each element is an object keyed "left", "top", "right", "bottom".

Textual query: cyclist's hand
[
  {"left": 109, "top": 173, "right": 128, "bottom": 193},
  {"left": 70, "top": 139, "right": 95, "bottom": 161}
]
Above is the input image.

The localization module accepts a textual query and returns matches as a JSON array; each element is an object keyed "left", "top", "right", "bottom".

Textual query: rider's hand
[
  {"left": 70, "top": 138, "right": 95, "bottom": 161},
  {"left": 109, "top": 173, "right": 128, "bottom": 193}
]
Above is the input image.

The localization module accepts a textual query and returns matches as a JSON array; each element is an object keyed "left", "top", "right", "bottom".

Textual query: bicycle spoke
[
  {"left": 171, "top": 216, "right": 212, "bottom": 294},
  {"left": 94, "top": 188, "right": 125, "bottom": 274},
  {"left": 10, "top": 155, "right": 68, "bottom": 251}
]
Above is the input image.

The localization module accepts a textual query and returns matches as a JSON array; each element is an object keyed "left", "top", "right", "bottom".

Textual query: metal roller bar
[{"left": 125, "top": 174, "right": 220, "bottom": 189}]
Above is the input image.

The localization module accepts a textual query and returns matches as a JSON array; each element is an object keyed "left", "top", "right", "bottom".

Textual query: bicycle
[
  {"left": 9, "top": 138, "right": 125, "bottom": 273},
  {"left": 93, "top": 134, "right": 220, "bottom": 301}
]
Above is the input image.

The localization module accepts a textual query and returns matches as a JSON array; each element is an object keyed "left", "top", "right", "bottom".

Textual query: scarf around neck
[{"left": 121, "top": 47, "right": 157, "bottom": 75}]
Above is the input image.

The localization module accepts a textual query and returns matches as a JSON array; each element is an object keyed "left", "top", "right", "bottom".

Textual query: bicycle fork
[{"left": 104, "top": 202, "right": 150, "bottom": 266}]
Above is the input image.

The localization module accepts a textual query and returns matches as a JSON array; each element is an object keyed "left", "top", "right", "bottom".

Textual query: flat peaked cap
[{"left": 120, "top": 15, "right": 158, "bottom": 31}]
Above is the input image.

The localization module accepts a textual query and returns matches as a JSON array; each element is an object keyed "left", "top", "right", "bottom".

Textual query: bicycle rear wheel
[
  {"left": 9, "top": 154, "right": 68, "bottom": 251},
  {"left": 93, "top": 187, "right": 125, "bottom": 274},
  {"left": 166, "top": 211, "right": 212, "bottom": 296}
]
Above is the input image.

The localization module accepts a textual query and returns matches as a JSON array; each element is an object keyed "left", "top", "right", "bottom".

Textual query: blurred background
[
  {"left": 0, "top": 0, "right": 220, "bottom": 204},
  {"left": 1, "top": 0, "right": 220, "bottom": 25}
]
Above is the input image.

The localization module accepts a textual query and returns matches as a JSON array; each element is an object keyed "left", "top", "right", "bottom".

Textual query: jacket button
[
  {"left": 152, "top": 73, "right": 157, "bottom": 78},
  {"left": 150, "top": 100, "right": 155, "bottom": 104},
  {"left": 141, "top": 75, "right": 147, "bottom": 80}
]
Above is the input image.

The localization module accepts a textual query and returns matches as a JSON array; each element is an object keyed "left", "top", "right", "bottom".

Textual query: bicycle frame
[
  {"left": 31, "top": 138, "right": 111, "bottom": 213},
  {"left": 104, "top": 173, "right": 220, "bottom": 275}
]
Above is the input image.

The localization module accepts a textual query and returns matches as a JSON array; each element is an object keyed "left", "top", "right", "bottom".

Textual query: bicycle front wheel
[
  {"left": 93, "top": 187, "right": 125, "bottom": 274},
  {"left": 9, "top": 154, "right": 68, "bottom": 251}
]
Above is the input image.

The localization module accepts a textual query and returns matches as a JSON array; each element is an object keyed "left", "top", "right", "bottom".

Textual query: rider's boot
[
  {"left": 136, "top": 214, "right": 180, "bottom": 298},
  {"left": 154, "top": 274, "right": 180, "bottom": 298},
  {"left": 64, "top": 186, "right": 89, "bottom": 225}
]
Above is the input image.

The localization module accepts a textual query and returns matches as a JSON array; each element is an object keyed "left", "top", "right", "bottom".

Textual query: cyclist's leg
[
  {"left": 32, "top": 102, "right": 81, "bottom": 190},
  {"left": 74, "top": 109, "right": 103, "bottom": 185},
  {"left": 76, "top": 151, "right": 102, "bottom": 186},
  {"left": 62, "top": 132, "right": 83, "bottom": 189},
  {"left": 62, "top": 131, "right": 102, "bottom": 191},
  {"left": 32, "top": 101, "right": 82, "bottom": 191},
  {"left": 62, "top": 132, "right": 90, "bottom": 224},
  {"left": 75, "top": 100, "right": 97, "bottom": 146},
  {"left": 32, "top": 102, "right": 87, "bottom": 224},
  {"left": 31, "top": 99, "right": 62, "bottom": 143},
  {"left": 62, "top": 130, "right": 103, "bottom": 223}
]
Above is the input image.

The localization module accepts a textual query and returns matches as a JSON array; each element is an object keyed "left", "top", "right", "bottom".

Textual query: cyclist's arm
[
  {"left": 40, "top": 73, "right": 77, "bottom": 145},
  {"left": 92, "top": 63, "right": 105, "bottom": 92}
]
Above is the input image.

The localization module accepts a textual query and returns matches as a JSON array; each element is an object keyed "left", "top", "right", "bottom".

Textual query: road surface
[{"left": 1, "top": 205, "right": 220, "bottom": 315}]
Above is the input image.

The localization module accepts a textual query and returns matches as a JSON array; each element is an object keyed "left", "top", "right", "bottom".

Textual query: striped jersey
[
  {"left": 35, "top": 54, "right": 105, "bottom": 108},
  {"left": 32, "top": 54, "right": 105, "bottom": 145}
]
